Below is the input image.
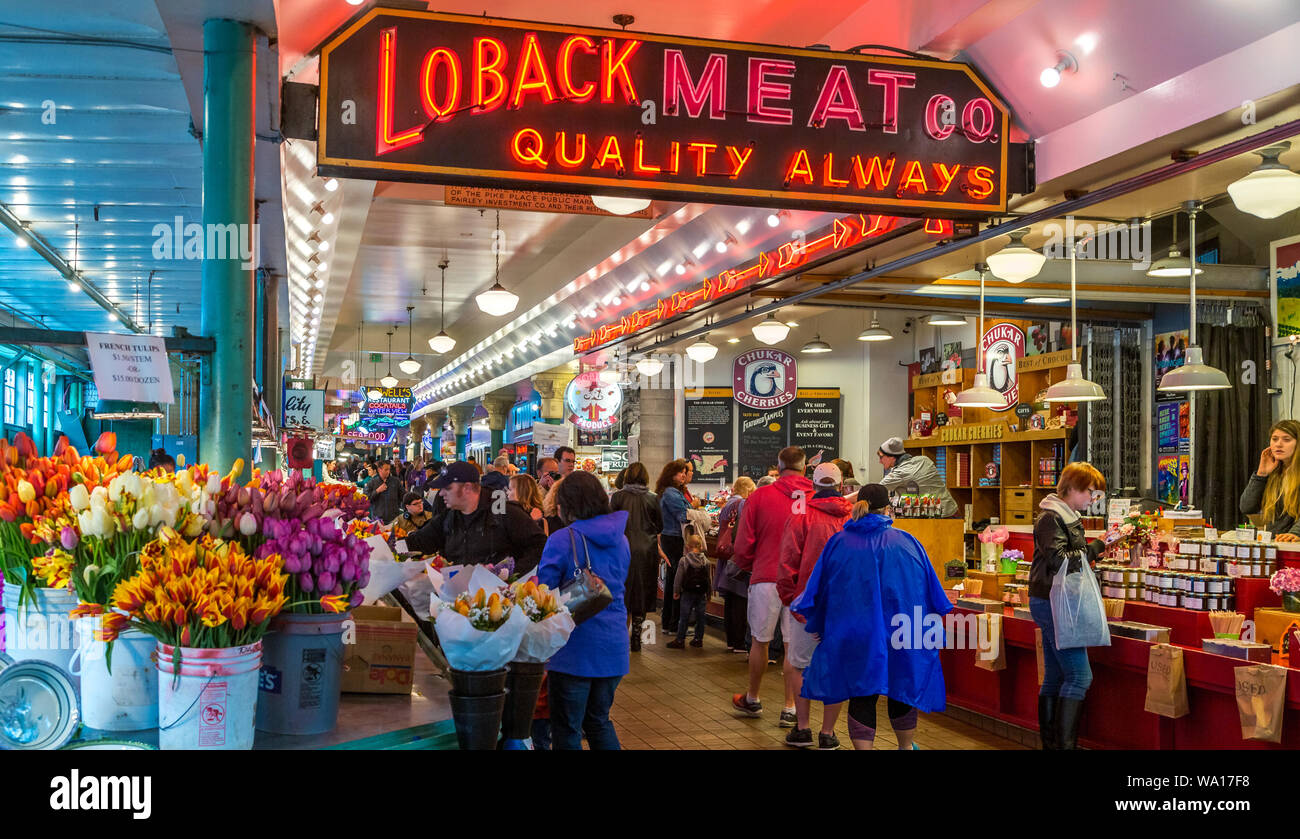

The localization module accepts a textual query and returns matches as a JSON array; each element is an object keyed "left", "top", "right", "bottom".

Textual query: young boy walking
[{"left": 667, "top": 534, "right": 712, "bottom": 649}]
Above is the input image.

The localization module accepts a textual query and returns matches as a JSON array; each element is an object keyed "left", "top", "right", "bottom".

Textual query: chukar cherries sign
[
  {"left": 980, "top": 322, "right": 1025, "bottom": 412},
  {"left": 733, "top": 349, "right": 797, "bottom": 410}
]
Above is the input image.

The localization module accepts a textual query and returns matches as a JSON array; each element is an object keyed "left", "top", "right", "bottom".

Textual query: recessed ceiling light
[
  {"left": 321, "top": 212, "right": 335, "bottom": 225},
  {"left": 324, "top": 178, "right": 339, "bottom": 192}
]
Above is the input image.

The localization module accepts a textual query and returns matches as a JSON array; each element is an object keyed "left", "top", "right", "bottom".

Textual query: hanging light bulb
[
  {"left": 1227, "top": 142, "right": 1300, "bottom": 219},
  {"left": 428, "top": 258, "right": 457, "bottom": 353},
  {"left": 801, "top": 334, "right": 832, "bottom": 353},
  {"left": 686, "top": 335, "right": 718, "bottom": 363},
  {"left": 857, "top": 311, "right": 893, "bottom": 342},
  {"left": 475, "top": 211, "right": 518, "bottom": 316},
  {"left": 751, "top": 313, "right": 790, "bottom": 345},
  {"left": 1157, "top": 204, "right": 1231, "bottom": 393},
  {"left": 987, "top": 228, "right": 1045, "bottom": 283},
  {"left": 1044, "top": 239, "right": 1107, "bottom": 403},
  {"left": 591, "top": 195, "right": 651, "bottom": 215},
  {"left": 398, "top": 305, "right": 421, "bottom": 375},
  {"left": 955, "top": 265, "right": 1009, "bottom": 409},
  {"left": 636, "top": 355, "right": 665, "bottom": 376}
]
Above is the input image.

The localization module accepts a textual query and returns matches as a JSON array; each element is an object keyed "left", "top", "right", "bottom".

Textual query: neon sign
[{"left": 317, "top": 9, "right": 1016, "bottom": 216}]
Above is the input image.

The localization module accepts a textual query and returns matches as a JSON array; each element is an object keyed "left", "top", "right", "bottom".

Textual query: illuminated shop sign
[
  {"left": 362, "top": 387, "right": 413, "bottom": 428},
  {"left": 317, "top": 9, "right": 1011, "bottom": 216},
  {"left": 564, "top": 371, "right": 623, "bottom": 431}
]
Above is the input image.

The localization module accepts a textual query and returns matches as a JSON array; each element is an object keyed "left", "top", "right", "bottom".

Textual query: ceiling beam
[
  {"left": 749, "top": 289, "right": 1151, "bottom": 322},
  {"left": 792, "top": 273, "right": 1269, "bottom": 300},
  {"left": 0, "top": 326, "right": 214, "bottom": 354}
]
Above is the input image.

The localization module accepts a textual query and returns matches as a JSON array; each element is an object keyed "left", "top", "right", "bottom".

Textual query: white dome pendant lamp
[
  {"left": 398, "top": 305, "right": 421, "bottom": 375},
  {"left": 954, "top": 264, "right": 1007, "bottom": 409},
  {"left": 1043, "top": 237, "right": 1106, "bottom": 403},
  {"left": 380, "top": 328, "right": 399, "bottom": 388},
  {"left": 1158, "top": 203, "right": 1231, "bottom": 393},
  {"left": 1227, "top": 142, "right": 1300, "bottom": 219},
  {"left": 475, "top": 210, "right": 519, "bottom": 317},
  {"left": 986, "top": 228, "right": 1046, "bottom": 283},
  {"left": 428, "top": 258, "right": 457, "bottom": 354}
]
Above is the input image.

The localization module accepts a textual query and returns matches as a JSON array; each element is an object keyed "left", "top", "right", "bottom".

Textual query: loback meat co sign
[{"left": 316, "top": 8, "right": 1012, "bottom": 217}]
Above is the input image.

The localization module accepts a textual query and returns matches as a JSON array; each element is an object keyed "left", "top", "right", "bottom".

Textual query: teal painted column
[
  {"left": 29, "top": 361, "right": 42, "bottom": 452},
  {"left": 198, "top": 19, "right": 256, "bottom": 473},
  {"left": 490, "top": 429, "right": 504, "bottom": 457},
  {"left": 44, "top": 370, "right": 56, "bottom": 453}
]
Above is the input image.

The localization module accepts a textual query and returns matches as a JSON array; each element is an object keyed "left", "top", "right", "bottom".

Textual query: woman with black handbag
[
  {"left": 535, "top": 471, "right": 630, "bottom": 750},
  {"left": 610, "top": 462, "right": 663, "bottom": 652}
]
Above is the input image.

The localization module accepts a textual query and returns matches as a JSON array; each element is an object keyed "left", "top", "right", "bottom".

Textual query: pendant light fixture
[
  {"left": 350, "top": 322, "right": 365, "bottom": 404},
  {"left": 380, "top": 328, "right": 399, "bottom": 389},
  {"left": 475, "top": 210, "right": 519, "bottom": 317},
  {"left": 635, "top": 354, "right": 665, "bottom": 376},
  {"left": 986, "top": 228, "right": 1046, "bottom": 283},
  {"left": 751, "top": 312, "right": 790, "bottom": 345},
  {"left": 1227, "top": 142, "right": 1300, "bottom": 219},
  {"left": 598, "top": 353, "right": 621, "bottom": 384},
  {"left": 925, "top": 312, "right": 967, "bottom": 327},
  {"left": 1044, "top": 237, "right": 1107, "bottom": 403},
  {"left": 365, "top": 321, "right": 382, "bottom": 400},
  {"left": 428, "top": 258, "right": 457, "bottom": 354},
  {"left": 398, "top": 305, "right": 421, "bottom": 375},
  {"left": 591, "top": 195, "right": 651, "bottom": 215},
  {"left": 954, "top": 264, "right": 1007, "bottom": 409},
  {"left": 686, "top": 334, "right": 719, "bottom": 363},
  {"left": 1158, "top": 203, "right": 1231, "bottom": 393},
  {"left": 801, "top": 333, "right": 832, "bottom": 353},
  {"left": 1147, "top": 211, "right": 1203, "bottom": 278},
  {"left": 857, "top": 311, "right": 893, "bottom": 342}
]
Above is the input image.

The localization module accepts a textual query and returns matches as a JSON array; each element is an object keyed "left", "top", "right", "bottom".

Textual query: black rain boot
[
  {"left": 630, "top": 619, "right": 642, "bottom": 652},
  {"left": 1037, "top": 695, "right": 1059, "bottom": 750},
  {"left": 1057, "top": 698, "right": 1085, "bottom": 750}
]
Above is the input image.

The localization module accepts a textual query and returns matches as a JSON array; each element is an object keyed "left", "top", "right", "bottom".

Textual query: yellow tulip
[{"left": 16, "top": 480, "right": 34, "bottom": 504}]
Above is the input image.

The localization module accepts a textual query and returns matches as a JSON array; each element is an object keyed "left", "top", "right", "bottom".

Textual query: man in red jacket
[
  {"left": 731, "top": 446, "right": 813, "bottom": 724},
  {"left": 776, "top": 462, "right": 852, "bottom": 749}
]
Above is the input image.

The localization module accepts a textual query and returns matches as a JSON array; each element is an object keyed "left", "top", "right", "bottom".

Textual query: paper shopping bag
[
  {"left": 1234, "top": 664, "right": 1288, "bottom": 743},
  {"left": 1144, "top": 644, "right": 1189, "bottom": 718},
  {"left": 975, "top": 612, "right": 1006, "bottom": 672},
  {"left": 1034, "top": 627, "right": 1046, "bottom": 687}
]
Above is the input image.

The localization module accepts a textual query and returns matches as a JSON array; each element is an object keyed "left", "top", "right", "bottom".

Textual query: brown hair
[
  {"left": 1262, "top": 420, "right": 1300, "bottom": 522},
  {"left": 778, "top": 446, "right": 806, "bottom": 473},
  {"left": 509, "top": 473, "right": 544, "bottom": 513},
  {"left": 832, "top": 458, "right": 855, "bottom": 480},
  {"left": 654, "top": 459, "right": 689, "bottom": 496},
  {"left": 623, "top": 462, "right": 650, "bottom": 486},
  {"left": 1057, "top": 462, "right": 1106, "bottom": 496}
]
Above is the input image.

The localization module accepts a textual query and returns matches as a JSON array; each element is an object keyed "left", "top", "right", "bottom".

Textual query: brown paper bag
[
  {"left": 1144, "top": 644, "right": 1189, "bottom": 718},
  {"left": 1234, "top": 664, "right": 1288, "bottom": 743},
  {"left": 975, "top": 612, "right": 1006, "bottom": 671},
  {"left": 1034, "top": 627, "right": 1046, "bottom": 687}
]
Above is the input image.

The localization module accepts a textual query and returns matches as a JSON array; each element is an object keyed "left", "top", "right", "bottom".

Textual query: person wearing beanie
[{"left": 876, "top": 436, "right": 957, "bottom": 517}]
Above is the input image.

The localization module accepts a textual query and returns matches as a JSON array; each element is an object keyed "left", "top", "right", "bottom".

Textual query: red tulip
[{"left": 94, "top": 431, "right": 117, "bottom": 456}]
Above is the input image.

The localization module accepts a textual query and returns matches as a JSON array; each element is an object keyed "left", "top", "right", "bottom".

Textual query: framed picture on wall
[{"left": 1271, "top": 233, "right": 1300, "bottom": 345}]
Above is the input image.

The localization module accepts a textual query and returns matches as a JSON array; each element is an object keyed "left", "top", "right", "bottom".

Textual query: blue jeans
[
  {"left": 1029, "top": 596, "right": 1093, "bottom": 701},
  {"left": 676, "top": 591, "right": 708, "bottom": 642},
  {"left": 548, "top": 672, "right": 623, "bottom": 750}
]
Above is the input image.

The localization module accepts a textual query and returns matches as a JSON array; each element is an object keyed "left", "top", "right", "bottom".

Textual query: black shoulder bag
[{"left": 560, "top": 528, "right": 614, "bottom": 624}]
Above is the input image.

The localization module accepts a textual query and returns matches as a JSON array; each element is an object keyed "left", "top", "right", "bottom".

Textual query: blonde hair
[
  {"left": 1262, "top": 420, "right": 1300, "bottom": 521},
  {"left": 686, "top": 534, "right": 704, "bottom": 551},
  {"left": 851, "top": 500, "right": 873, "bottom": 520},
  {"left": 732, "top": 476, "right": 756, "bottom": 497},
  {"left": 509, "top": 473, "right": 544, "bottom": 513}
]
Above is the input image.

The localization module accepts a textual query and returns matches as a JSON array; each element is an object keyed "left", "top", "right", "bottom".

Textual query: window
[
  {"left": 3, "top": 368, "right": 13, "bottom": 426},
  {"left": 26, "top": 371, "right": 34, "bottom": 426}
]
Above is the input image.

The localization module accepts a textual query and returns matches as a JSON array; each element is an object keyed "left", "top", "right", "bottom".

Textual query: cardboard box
[
  {"left": 1108, "top": 621, "right": 1172, "bottom": 644},
  {"left": 1200, "top": 638, "right": 1273, "bottom": 663},
  {"left": 341, "top": 605, "right": 418, "bottom": 694},
  {"left": 956, "top": 597, "right": 1005, "bottom": 614}
]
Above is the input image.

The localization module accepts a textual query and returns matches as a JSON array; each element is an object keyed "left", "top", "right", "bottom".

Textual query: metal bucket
[
  {"left": 255, "top": 612, "right": 348, "bottom": 736},
  {"left": 448, "top": 667, "right": 507, "bottom": 697},
  {"left": 156, "top": 642, "right": 262, "bottom": 750},
  {"left": 71, "top": 618, "right": 158, "bottom": 731},
  {"left": 2, "top": 584, "right": 79, "bottom": 674}
]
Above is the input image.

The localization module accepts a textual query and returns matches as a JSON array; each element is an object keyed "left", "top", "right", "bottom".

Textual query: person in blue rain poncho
[{"left": 790, "top": 483, "right": 952, "bottom": 750}]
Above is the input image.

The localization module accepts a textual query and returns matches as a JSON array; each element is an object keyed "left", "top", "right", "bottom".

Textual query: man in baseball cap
[
  {"left": 407, "top": 461, "right": 546, "bottom": 573},
  {"left": 876, "top": 435, "right": 956, "bottom": 517}
]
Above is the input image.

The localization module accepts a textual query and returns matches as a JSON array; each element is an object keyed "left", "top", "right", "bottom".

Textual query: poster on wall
[
  {"left": 980, "top": 322, "right": 1026, "bottom": 412},
  {"left": 283, "top": 389, "right": 325, "bottom": 429},
  {"left": 1271, "top": 234, "right": 1300, "bottom": 342},
  {"left": 919, "top": 347, "right": 938, "bottom": 374},
  {"left": 1157, "top": 402, "right": 1180, "bottom": 452},
  {"left": 1154, "top": 331, "right": 1188, "bottom": 395},
  {"left": 530, "top": 422, "right": 569, "bottom": 458},
  {"left": 941, "top": 342, "right": 963, "bottom": 371},
  {"left": 684, "top": 388, "right": 733, "bottom": 479},
  {"left": 1157, "top": 454, "right": 1190, "bottom": 507},
  {"left": 737, "top": 406, "right": 788, "bottom": 480},
  {"left": 789, "top": 389, "right": 841, "bottom": 468}
]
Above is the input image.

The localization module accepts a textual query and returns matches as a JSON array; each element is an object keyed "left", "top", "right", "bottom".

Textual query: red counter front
[{"left": 940, "top": 606, "right": 1300, "bottom": 749}]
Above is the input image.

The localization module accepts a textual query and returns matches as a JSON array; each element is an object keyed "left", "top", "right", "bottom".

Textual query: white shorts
[
  {"left": 747, "top": 582, "right": 783, "bottom": 642},
  {"left": 781, "top": 608, "right": 820, "bottom": 670}
]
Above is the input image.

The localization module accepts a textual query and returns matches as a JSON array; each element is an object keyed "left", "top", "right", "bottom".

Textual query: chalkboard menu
[
  {"left": 738, "top": 405, "right": 789, "bottom": 480},
  {"left": 789, "top": 388, "right": 841, "bottom": 468},
  {"left": 684, "top": 389, "right": 734, "bottom": 479}
]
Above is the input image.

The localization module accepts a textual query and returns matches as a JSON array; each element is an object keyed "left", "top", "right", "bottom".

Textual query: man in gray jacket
[{"left": 877, "top": 436, "right": 958, "bottom": 517}]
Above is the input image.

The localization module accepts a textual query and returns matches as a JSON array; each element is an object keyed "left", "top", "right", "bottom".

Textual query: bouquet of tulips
[
  {"left": 432, "top": 564, "right": 528, "bottom": 671},
  {"left": 451, "top": 588, "right": 514, "bottom": 630},
  {"left": 257, "top": 515, "right": 370, "bottom": 614},
  {"left": 509, "top": 576, "right": 575, "bottom": 663},
  {"left": 203, "top": 466, "right": 371, "bottom": 550}
]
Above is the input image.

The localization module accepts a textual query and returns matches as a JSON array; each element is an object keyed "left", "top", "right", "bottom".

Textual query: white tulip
[
  {"left": 69, "top": 484, "right": 90, "bottom": 512},
  {"left": 107, "top": 476, "right": 124, "bottom": 503},
  {"left": 77, "top": 510, "right": 96, "bottom": 537},
  {"left": 90, "top": 486, "right": 108, "bottom": 511},
  {"left": 206, "top": 474, "right": 222, "bottom": 495},
  {"left": 132, "top": 508, "right": 150, "bottom": 530},
  {"left": 124, "top": 473, "right": 143, "bottom": 500}
]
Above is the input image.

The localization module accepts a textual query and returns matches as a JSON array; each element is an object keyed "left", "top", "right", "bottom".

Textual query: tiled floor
[{"left": 609, "top": 617, "right": 1028, "bottom": 751}]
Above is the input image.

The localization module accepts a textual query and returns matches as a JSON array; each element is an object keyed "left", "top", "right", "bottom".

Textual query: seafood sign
[
  {"left": 732, "top": 349, "right": 797, "bottom": 410},
  {"left": 979, "top": 322, "right": 1025, "bottom": 412}
]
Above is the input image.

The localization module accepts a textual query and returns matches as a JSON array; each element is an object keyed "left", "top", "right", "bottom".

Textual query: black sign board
[
  {"left": 789, "top": 389, "right": 841, "bottom": 468},
  {"left": 316, "top": 8, "right": 1011, "bottom": 217},
  {"left": 935, "top": 412, "right": 949, "bottom": 426},
  {"left": 737, "top": 406, "right": 789, "bottom": 480},
  {"left": 684, "top": 390, "right": 734, "bottom": 479},
  {"left": 1014, "top": 403, "right": 1034, "bottom": 420}
]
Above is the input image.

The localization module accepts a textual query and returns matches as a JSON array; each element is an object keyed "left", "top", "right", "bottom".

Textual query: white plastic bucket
[
  {"left": 156, "top": 642, "right": 262, "bottom": 750},
  {"left": 2, "top": 584, "right": 79, "bottom": 673},
  {"left": 71, "top": 618, "right": 158, "bottom": 731}
]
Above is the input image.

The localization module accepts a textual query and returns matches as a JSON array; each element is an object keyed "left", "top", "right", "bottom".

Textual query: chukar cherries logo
[
  {"left": 733, "top": 350, "right": 797, "bottom": 410},
  {"left": 980, "top": 323, "right": 1025, "bottom": 412}
]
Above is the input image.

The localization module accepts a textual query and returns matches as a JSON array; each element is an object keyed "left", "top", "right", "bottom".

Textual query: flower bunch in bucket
[
  {"left": 432, "top": 565, "right": 528, "bottom": 672},
  {"left": 256, "top": 515, "right": 370, "bottom": 614},
  {"left": 451, "top": 587, "right": 515, "bottom": 629},
  {"left": 507, "top": 576, "right": 575, "bottom": 664}
]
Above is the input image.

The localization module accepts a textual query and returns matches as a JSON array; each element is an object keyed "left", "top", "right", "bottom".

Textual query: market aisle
[{"left": 609, "top": 618, "right": 1029, "bottom": 750}]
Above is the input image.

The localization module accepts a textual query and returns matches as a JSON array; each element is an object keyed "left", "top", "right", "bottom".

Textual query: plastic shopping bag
[{"left": 1049, "top": 551, "right": 1111, "bottom": 649}]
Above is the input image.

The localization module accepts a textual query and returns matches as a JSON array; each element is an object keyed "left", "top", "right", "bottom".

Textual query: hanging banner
[
  {"left": 789, "top": 388, "right": 840, "bottom": 468},
  {"left": 283, "top": 389, "right": 326, "bottom": 429},
  {"left": 564, "top": 371, "right": 622, "bottom": 431},
  {"left": 84, "top": 332, "right": 175, "bottom": 404},
  {"left": 316, "top": 9, "right": 1012, "bottom": 218},
  {"left": 737, "top": 405, "right": 788, "bottom": 480},
  {"left": 733, "top": 349, "right": 798, "bottom": 410},
  {"left": 685, "top": 388, "right": 733, "bottom": 479},
  {"left": 530, "top": 421, "right": 570, "bottom": 458},
  {"left": 979, "top": 322, "right": 1025, "bottom": 412}
]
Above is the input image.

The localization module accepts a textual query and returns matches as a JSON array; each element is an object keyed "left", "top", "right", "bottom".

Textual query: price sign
[{"left": 1015, "top": 403, "right": 1034, "bottom": 420}]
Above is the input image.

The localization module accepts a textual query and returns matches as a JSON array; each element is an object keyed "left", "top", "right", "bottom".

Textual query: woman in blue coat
[
  {"left": 536, "top": 471, "right": 631, "bottom": 750},
  {"left": 791, "top": 484, "right": 952, "bottom": 750}
]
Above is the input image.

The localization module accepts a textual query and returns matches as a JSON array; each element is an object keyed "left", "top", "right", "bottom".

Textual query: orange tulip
[{"left": 94, "top": 431, "right": 117, "bottom": 456}]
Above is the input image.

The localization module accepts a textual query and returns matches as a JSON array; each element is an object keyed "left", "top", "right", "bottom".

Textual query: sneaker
[
  {"left": 784, "top": 728, "right": 814, "bottom": 748},
  {"left": 689, "top": 638, "right": 703, "bottom": 648},
  {"left": 731, "top": 647, "right": 749, "bottom": 654},
  {"left": 817, "top": 732, "right": 841, "bottom": 751},
  {"left": 732, "top": 693, "right": 762, "bottom": 717},
  {"left": 666, "top": 639, "right": 685, "bottom": 649},
  {"left": 778, "top": 709, "right": 798, "bottom": 728}
]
